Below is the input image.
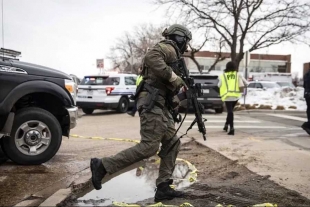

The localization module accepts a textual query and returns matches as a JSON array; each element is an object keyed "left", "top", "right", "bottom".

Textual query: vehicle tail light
[{"left": 105, "top": 87, "right": 114, "bottom": 95}]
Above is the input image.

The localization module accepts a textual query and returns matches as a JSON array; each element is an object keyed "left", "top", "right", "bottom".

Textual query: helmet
[
  {"left": 162, "top": 24, "right": 192, "bottom": 40},
  {"left": 162, "top": 24, "right": 192, "bottom": 53}
]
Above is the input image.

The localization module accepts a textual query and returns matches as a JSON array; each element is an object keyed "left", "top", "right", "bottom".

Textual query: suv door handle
[{"left": 126, "top": 88, "right": 129, "bottom": 89}]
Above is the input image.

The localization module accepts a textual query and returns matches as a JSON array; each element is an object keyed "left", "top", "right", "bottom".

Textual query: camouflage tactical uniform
[{"left": 102, "top": 40, "right": 181, "bottom": 186}]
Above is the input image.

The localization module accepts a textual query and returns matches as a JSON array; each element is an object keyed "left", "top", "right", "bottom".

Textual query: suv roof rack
[{"left": 0, "top": 48, "right": 21, "bottom": 61}]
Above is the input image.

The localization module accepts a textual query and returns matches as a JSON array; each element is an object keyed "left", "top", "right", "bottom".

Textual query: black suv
[
  {"left": 0, "top": 57, "right": 78, "bottom": 165},
  {"left": 187, "top": 73, "right": 223, "bottom": 113}
]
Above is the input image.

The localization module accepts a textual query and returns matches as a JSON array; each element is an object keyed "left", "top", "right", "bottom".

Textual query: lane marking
[
  {"left": 185, "top": 115, "right": 241, "bottom": 119},
  {"left": 266, "top": 114, "right": 307, "bottom": 122},
  {"left": 183, "top": 120, "right": 261, "bottom": 123},
  {"left": 189, "top": 126, "right": 299, "bottom": 129}
]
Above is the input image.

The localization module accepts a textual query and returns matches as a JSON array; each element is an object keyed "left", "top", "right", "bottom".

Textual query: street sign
[{"left": 96, "top": 59, "right": 104, "bottom": 69}]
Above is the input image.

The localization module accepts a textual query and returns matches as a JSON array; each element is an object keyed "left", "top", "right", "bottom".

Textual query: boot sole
[
  {"left": 90, "top": 158, "right": 102, "bottom": 190},
  {"left": 154, "top": 196, "right": 174, "bottom": 202}
]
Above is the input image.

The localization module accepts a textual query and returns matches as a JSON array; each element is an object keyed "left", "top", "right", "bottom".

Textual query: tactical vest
[
  {"left": 136, "top": 75, "right": 143, "bottom": 86},
  {"left": 219, "top": 71, "right": 241, "bottom": 101},
  {"left": 141, "top": 40, "right": 181, "bottom": 95}
]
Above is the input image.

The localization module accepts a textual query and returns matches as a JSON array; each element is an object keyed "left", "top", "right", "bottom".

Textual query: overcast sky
[{"left": 2, "top": 0, "right": 310, "bottom": 78}]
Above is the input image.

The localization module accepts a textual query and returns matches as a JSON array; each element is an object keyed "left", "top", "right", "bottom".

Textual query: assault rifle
[{"left": 171, "top": 57, "right": 207, "bottom": 141}]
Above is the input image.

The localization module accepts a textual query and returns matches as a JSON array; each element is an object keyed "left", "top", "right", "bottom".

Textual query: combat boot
[
  {"left": 154, "top": 179, "right": 184, "bottom": 202},
  {"left": 90, "top": 158, "right": 107, "bottom": 190}
]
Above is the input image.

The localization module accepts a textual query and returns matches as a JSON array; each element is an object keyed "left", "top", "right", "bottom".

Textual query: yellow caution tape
[
  {"left": 252, "top": 204, "right": 277, "bottom": 207},
  {"left": 71, "top": 134, "right": 140, "bottom": 144},
  {"left": 113, "top": 201, "right": 141, "bottom": 206},
  {"left": 147, "top": 202, "right": 177, "bottom": 207},
  {"left": 180, "top": 203, "right": 194, "bottom": 207},
  {"left": 112, "top": 202, "right": 195, "bottom": 207}
]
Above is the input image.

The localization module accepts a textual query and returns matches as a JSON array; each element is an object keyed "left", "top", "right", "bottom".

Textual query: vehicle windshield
[
  {"left": 80, "top": 76, "right": 120, "bottom": 85},
  {"left": 277, "top": 82, "right": 294, "bottom": 87},
  {"left": 262, "top": 82, "right": 280, "bottom": 88},
  {"left": 190, "top": 75, "right": 219, "bottom": 85}
]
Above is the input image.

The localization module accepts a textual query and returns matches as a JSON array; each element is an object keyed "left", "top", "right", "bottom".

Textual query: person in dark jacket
[{"left": 302, "top": 69, "right": 310, "bottom": 135}]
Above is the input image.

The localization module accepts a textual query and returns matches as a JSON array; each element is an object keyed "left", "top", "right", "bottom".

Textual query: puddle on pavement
[{"left": 74, "top": 158, "right": 195, "bottom": 206}]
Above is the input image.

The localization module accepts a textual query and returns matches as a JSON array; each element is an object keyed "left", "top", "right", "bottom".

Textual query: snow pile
[{"left": 239, "top": 87, "right": 306, "bottom": 110}]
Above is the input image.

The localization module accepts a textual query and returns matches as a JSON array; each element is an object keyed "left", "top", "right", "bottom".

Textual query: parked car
[
  {"left": 276, "top": 81, "right": 295, "bottom": 88},
  {"left": 247, "top": 81, "right": 281, "bottom": 90},
  {"left": 180, "top": 73, "right": 223, "bottom": 113},
  {"left": 77, "top": 74, "right": 137, "bottom": 114},
  {"left": 0, "top": 59, "right": 78, "bottom": 165}
]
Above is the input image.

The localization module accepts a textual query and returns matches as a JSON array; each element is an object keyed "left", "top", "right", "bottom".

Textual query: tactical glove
[{"left": 171, "top": 76, "right": 188, "bottom": 90}]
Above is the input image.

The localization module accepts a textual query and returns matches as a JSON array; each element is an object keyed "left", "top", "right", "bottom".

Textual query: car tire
[
  {"left": 82, "top": 108, "right": 94, "bottom": 115},
  {"left": 117, "top": 97, "right": 129, "bottom": 113},
  {"left": 215, "top": 107, "right": 223, "bottom": 114},
  {"left": 1, "top": 107, "right": 62, "bottom": 165},
  {"left": 0, "top": 140, "right": 8, "bottom": 165}
]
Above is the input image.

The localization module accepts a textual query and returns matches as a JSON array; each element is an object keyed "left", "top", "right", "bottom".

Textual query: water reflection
[{"left": 75, "top": 158, "right": 194, "bottom": 206}]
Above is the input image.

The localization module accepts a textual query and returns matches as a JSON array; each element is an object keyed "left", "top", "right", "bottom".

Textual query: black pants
[
  {"left": 306, "top": 97, "right": 310, "bottom": 125},
  {"left": 225, "top": 101, "right": 238, "bottom": 128}
]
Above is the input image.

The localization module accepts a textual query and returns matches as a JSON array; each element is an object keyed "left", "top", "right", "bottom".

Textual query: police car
[{"left": 76, "top": 73, "right": 137, "bottom": 114}]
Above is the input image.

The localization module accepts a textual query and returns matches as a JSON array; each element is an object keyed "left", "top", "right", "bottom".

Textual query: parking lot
[{"left": 1, "top": 109, "right": 310, "bottom": 206}]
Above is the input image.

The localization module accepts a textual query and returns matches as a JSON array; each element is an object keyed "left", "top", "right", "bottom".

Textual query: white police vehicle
[{"left": 76, "top": 73, "right": 137, "bottom": 114}]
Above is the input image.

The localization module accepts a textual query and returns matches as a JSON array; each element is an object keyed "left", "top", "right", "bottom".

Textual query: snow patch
[{"left": 239, "top": 87, "right": 306, "bottom": 110}]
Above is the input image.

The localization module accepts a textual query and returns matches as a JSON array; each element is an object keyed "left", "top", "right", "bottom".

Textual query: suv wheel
[
  {"left": 215, "top": 107, "right": 223, "bottom": 114},
  {"left": 117, "top": 97, "right": 129, "bottom": 113},
  {"left": 82, "top": 108, "right": 94, "bottom": 115},
  {"left": 1, "top": 107, "right": 62, "bottom": 165}
]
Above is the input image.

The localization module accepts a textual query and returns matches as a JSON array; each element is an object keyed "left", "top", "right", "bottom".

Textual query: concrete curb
[{"left": 39, "top": 189, "right": 71, "bottom": 207}]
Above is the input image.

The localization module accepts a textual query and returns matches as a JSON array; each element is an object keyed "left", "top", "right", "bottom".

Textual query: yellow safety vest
[
  {"left": 136, "top": 75, "right": 143, "bottom": 86},
  {"left": 219, "top": 71, "right": 241, "bottom": 101}
]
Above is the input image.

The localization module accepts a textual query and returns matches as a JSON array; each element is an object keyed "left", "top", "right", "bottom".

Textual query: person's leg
[
  {"left": 91, "top": 107, "right": 167, "bottom": 189},
  {"left": 103, "top": 109, "right": 166, "bottom": 173},
  {"left": 155, "top": 108, "right": 183, "bottom": 202},
  {"left": 225, "top": 102, "right": 233, "bottom": 127},
  {"left": 306, "top": 98, "right": 310, "bottom": 124},
  {"left": 225, "top": 101, "right": 235, "bottom": 135},
  {"left": 223, "top": 102, "right": 229, "bottom": 131},
  {"left": 302, "top": 97, "right": 310, "bottom": 135}
]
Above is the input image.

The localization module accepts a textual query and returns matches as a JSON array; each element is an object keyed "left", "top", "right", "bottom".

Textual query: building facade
[{"left": 185, "top": 51, "right": 291, "bottom": 75}]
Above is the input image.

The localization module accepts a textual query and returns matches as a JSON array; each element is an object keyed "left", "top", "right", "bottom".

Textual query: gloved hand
[{"left": 171, "top": 76, "right": 188, "bottom": 90}]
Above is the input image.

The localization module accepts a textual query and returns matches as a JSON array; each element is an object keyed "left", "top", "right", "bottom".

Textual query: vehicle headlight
[{"left": 65, "top": 79, "right": 77, "bottom": 105}]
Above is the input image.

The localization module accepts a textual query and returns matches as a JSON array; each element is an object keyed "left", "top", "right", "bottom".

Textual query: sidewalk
[{"left": 195, "top": 130, "right": 310, "bottom": 199}]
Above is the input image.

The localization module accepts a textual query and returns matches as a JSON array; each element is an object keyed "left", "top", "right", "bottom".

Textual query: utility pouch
[{"left": 143, "top": 83, "right": 159, "bottom": 112}]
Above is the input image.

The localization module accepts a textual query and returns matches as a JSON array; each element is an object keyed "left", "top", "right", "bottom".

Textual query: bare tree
[
  {"left": 155, "top": 0, "right": 310, "bottom": 69},
  {"left": 107, "top": 24, "right": 166, "bottom": 74}
]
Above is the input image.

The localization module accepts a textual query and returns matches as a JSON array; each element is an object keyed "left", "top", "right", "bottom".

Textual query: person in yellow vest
[
  {"left": 127, "top": 68, "right": 143, "bottom": 117},
  {"left": 218, "top": 61, "right": 246, "bottom": 135}
]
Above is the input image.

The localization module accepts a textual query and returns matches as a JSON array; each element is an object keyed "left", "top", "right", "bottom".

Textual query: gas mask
[{"left": 168, "top": 34, "right": 189, "bottom": 54}]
